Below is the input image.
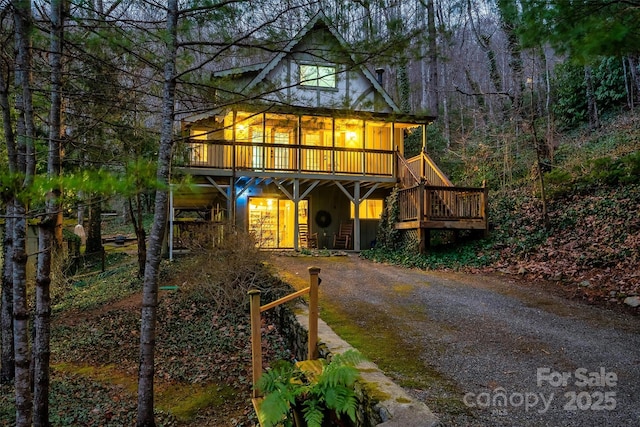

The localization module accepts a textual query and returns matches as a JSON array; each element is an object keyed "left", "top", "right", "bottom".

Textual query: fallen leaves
[{"left": 487, "top": 185, "right": 640, "bottom": 307}]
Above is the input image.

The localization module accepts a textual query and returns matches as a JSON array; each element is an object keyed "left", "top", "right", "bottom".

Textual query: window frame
[
  {"left": 350, "top": 199, "right": 384, "bottom": 220},
  {"left": 299, "top": 63, "right": 337, "bottom": 89}
]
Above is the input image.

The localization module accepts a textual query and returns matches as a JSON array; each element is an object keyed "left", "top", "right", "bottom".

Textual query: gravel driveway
[{"left": 269, "top": 253, "right": 640, "bottom": 427}]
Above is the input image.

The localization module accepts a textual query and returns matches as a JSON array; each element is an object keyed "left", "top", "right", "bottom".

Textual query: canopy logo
[{"left": 463, "top": 367, "right": 618, "bottom": 416}]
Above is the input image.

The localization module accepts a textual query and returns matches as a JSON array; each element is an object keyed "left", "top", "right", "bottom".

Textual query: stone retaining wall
[{"left": 272, "top": 301, "right": 440, "bottom": 427}]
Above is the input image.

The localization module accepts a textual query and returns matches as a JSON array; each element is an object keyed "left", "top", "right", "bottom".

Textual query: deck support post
[
  {"left": 294, "top": 179, "right": 300, "bottom": 251},
  {"left": 169, "top": 185, "right": 174, "bottom": 260},
  {"left": 308, "top": 267, "right": 320, "bottom": 360},
  {"left": 353, "top": 183, "right": 360, "bottom": 251},
  {"left": 249, "top": 289, "right": 262, "bottom": 398},
  {"left": 231, "top": 110, "right": 237, "bottom": 224},
  {"left": 418, "top": 228, "right": 430, "bottom": 254},
  {"left": 482, "top": 180, "right": 489, "bottom": 237},
  {"left": 418, "top": 182, "right": 428, "bottom": 253}
]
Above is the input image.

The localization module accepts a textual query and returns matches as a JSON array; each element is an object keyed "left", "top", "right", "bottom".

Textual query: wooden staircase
[{"left": 396, "top": 152, "right": 488, "bottom": 252}]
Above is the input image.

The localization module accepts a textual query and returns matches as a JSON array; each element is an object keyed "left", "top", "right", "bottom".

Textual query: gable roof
[{"left": 241, "top": 12, "right": 403, "bottom": 114}]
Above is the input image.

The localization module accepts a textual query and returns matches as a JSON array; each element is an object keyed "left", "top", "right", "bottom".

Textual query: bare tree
[
  {"left": 584, "top": 66, "right": 600, "bottom": 130},
  {"left": 137, "top": 0, "right": 178, "bottom": 424},
  {"left": 0, "top": 29, "right": 16, "bottom": 384},
  {"left": 12, "top": 0, "right": 36, "bottom": 424},
  {"left": 33, "top": 0, "right": 65, "bottom": 424},
  {"left": 419, "top": 0, "right": 439, "bottom": 115}
]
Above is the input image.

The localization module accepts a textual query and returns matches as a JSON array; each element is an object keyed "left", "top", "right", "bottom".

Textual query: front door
[{"left": 248, "top": 197, "right": 308, "bottom": 248}]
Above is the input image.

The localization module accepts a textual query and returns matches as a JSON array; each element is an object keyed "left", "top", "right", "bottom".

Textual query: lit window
[
  {"left": 350, "top": 199, "right": 383, "bottom": 219},
  {"left": 300, "top": 64, "right": 336, "bottom": 88}
]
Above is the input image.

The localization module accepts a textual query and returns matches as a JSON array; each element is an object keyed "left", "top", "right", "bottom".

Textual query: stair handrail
[
  {"left": 248, "top": 267, "right": 320, "bottom": 399},
  {"left": 418, "top": 151, "right": 453, "bottom": 187},
  {"left": 396, "top": 152, "right": 421, "bottom": 187}
]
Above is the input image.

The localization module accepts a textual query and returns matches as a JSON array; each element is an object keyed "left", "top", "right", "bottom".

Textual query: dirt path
[{"left": 269, "top": 253, "right": 640, "bottom": 426}]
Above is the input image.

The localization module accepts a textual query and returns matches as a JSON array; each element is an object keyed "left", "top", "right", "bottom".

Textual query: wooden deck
[{"left": 396, "top": 182, "right": 488, "bottom": 252}]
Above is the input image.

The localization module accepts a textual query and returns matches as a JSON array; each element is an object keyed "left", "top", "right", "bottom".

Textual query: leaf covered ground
[
  {"left": 1, "top": 236, "right": 294, "bottom": 426},
  {"left": 481, "top": 184, "right": 640, "bottom": 306}
]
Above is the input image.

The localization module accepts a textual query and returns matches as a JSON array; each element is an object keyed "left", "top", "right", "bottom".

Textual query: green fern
[
  {"left": 330, "top": 349, "right": 365, "bottom": 368},
  {"left": 302, "top": 399, "right": 325, "bottom": 427},
  {"left": 257, "top": 350, "right": 365, "bottom": 426}
]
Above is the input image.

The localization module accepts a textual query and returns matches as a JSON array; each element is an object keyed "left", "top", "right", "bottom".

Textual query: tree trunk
[
  {"left": 137, "top": 1, "right": 178, "bottom": 425},
  {"left": 0, "top": 42, "right": 16, "bottom": 387},
  {"left": 13, "top": 0, "right": 36, "bottom": 424},
  {"left": 584, "top": 66, "right": 599, "bottom": 130},
  {"left": 86, "top": 198, "right": 103, "bottom": 255},
  {"left": 397, "top": 63, "right": 411, "bottom": 113},
  {"left": 426, "top": 0, "right": 439, "bottom": 115},
  {"left": 531, "top": 122, "right": 550, "bottom": 230},
  {"left": 12, "top": 202, "right": 31, "bottom": 427},
  {"left": 385, "top": 3, "right": 410, "bottom": 113},
  {"left": 1, "top": 203, "right": 15, "bottom": 384},
  {"left": 627, "top": 54, "right": 640, "bottom": 109},
  {"left": 48, "top": 0, "right": 64, "bottom": 247},
  {"left": 129, "top": 196, "right": 147, "bottom": 278},
  {"left": 33, "top": 1, "right": 65, "bottom": 423},
  {"left": 467, "top": 0, "right": 502, "bottom": 94},
  {"left": 435, "top": 1, "right": 450, "bottom": 146},
  {"left": 498, "top": 0, "right": 525, "bottom": 122},
  {"left": 34, "top": 223, "right": 52, "bottom": 426}
]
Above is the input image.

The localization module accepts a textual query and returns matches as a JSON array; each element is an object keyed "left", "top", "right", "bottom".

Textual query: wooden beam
[
  {"left": 174, "top": 166, "right": 397, "bottom": 185},
  {"left": 360, "top": 182, "right": 379, "bottom": 201},
  {"left": 205, "top": 176, "right": 230, "bottom": 200},
  {"left": 260, "top": 287, "right": 310, "bottom": 312},
  {"left": 236, "top": 177, "right": 258, "bottom": 197},
  {"left": 299, "top": 180, "right": 320, "bottom": 200},
  {"left": 353, "top": 183, "right": 360, "bottom": 251},
  {"left": 335, "top": 181, "right": 355, "bottom": 202},
  {"left": 308, "top": 267, "right": 320, "bottom": 360},
  {"left": 274, "top": 179, "right": 294, "bottom": 200},
  {"left": 394, "top": 220, "right": 487, "bottom": 230}
]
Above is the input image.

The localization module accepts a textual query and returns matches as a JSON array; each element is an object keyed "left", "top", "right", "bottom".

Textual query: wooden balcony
[
  {"left": 396, "top": 183, "right": 488, "bottom": 231},
  {"left": 178, "top": 139, "right": 396, "bottom": 179}
]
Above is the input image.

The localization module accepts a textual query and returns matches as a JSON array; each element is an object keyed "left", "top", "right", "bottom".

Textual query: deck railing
[
  {"left": 402, "top": 152, "right": 453, "bottom": 187},
  {"left": 181, "top": 140, "right": 395, "bottom": 177},
  {"left": 397, "top": 183, "right": 487, "bottom": 223}
]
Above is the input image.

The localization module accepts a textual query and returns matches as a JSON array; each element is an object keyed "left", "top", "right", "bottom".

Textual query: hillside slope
[
  {"left": 479, "top": 111, "right": 640, "bottom": 308},
  {"left": 365, "top": 111, "right": 640, "bottom": 310},
  {"left": 484, "top": 185, "right": 639, "bottom": 307}
]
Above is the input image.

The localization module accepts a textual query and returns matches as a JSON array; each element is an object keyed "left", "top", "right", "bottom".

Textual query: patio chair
[
  {"left": 299, "top": 224, "right": 318, "bottom": 249},
  {"left": 333, "top": 221, "right": 353, "bottom": 249}
]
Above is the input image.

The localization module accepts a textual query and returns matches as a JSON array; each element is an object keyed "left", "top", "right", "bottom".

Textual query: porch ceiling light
[
  {"left": 236, "top": 123, "right": 248, "bottom": 139},
  {"left": 346, "top": 131, "right": 358, "bottom": 146}
]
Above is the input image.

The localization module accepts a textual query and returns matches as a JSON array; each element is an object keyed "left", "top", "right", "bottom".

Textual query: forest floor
[
  {"left": 1, "top": 242, "right": 291, "bottom": 426},
  {"left": 477, "top": 184, "right": 640, "bottom": 310}
]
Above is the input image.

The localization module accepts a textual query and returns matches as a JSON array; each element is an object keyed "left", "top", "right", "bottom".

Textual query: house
[{"left": 170, "top": 14, "right": 487, "bottom": 256}]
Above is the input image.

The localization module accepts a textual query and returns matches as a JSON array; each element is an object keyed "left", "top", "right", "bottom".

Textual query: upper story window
[{"left": 300, "top": 64, "right": 336, "bottom": 88}]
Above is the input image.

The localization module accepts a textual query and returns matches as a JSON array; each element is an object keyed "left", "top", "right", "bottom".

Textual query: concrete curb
[{"left": 295, "top": 304, "right": 440, "bottom": 427}]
